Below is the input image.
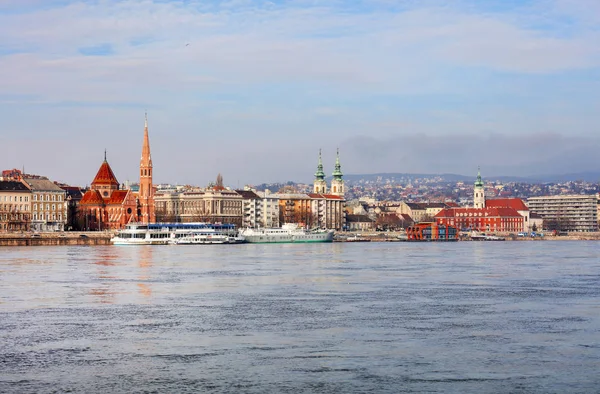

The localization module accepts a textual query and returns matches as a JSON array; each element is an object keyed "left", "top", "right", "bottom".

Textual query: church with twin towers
[{"left": 313, "top": 149, "right": 345, "bottom": 197}]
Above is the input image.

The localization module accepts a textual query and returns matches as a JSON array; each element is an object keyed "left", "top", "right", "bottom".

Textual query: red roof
[
  {"left": 306, "top": 193, "right": 344, "bottom": 200},
  {"left": 435, "top": 207, "right": 523, "bottom": 218},
  {"left": 92, "top": 160, "right": 119, "bottom": 187},
  {"left": 485, "top": 198, "right": 528, "bottom": 211},
  {"left": 80, "top": 190, "right": 104, "bottom": 205},
  {"left": 108, "top": 190, "right": 129, "bottom": 204},
  {"left": 321, "top": 194, "right": 343, "bottom": 200}
]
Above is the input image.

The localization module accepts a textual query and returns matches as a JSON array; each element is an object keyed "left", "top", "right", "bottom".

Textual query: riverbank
[
  {"left": 335, "top": 231, "right": 600, "bottom": 242},
  {"left": 0, "top": 232, "right": 112, "bottom": 246},
  {"left": 1, "top": 230, "right": 600, "bottom": 246}
]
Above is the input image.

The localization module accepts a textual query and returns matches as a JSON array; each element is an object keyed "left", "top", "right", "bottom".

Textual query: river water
[{"left": 1, "top": 241, "right": 599, "bottom": 393}]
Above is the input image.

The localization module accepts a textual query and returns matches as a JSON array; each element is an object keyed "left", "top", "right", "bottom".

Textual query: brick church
[{"left": 79, "top": 115, "right": 156, "bottom": 230}]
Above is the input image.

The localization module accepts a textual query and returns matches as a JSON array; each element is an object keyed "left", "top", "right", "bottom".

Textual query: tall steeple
[
  {"left": 139, "top": 112, "right": 156, "bottom": 223},
  {"left": 473, "top": 166, "right": 485, "bottom": 209},
  {"left": 313, "top": 149, "right": 327, "bottom": 194},
  {"left": 330, "top": 148, "right": 344, "bottom": 197}
]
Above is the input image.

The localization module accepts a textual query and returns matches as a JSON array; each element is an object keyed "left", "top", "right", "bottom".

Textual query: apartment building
[
  {"left": 23, "top": 177, "right": 67, "bottom": 231},
  {"left": 527, "top": 194, "right": 598, "bottom": 232},
  {"left": 0, "top": 181, "right": 32, "bottom": 232}
]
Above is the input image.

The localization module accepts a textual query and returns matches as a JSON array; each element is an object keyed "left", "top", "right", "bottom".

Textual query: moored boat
[
  {"left": 172, "top": 231, "right": 245, "bottom": 245},
  {"left": 111, "top": 222, "right": 240, "bottom": 245},
  {"left": 239, "top": 224, "right": 334, "bottom": 243}
]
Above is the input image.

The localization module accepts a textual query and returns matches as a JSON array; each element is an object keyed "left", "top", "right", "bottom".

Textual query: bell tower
[
  {"left": 474, "top": 167, "right": 485, "bottom": 209},
  {"left": 330, "top": 148, "right": 344, "bottom": 197},
  {"left": 139, "top": 113, "right": 156, "bottom": 223},
  {"left": 313, "top": 149, "right": 327, "bottom": 194}
]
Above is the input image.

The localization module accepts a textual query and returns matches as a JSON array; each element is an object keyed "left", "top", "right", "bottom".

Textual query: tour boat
[
  {"left": 111, "top": 222, "right": 240, "bottom": 245},
  {"left": 239, "top": 224, "right": 334, "bottom": 243},
  {"left": 172, "top": 231, "right": 245, "bottom": 245}
]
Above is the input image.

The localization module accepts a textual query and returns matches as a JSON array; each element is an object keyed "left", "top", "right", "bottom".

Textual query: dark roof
[
  {"left": 61, "top": 186, "right": 84, "bottom": 200},
  {"left": 399, "top": 214, "right": 414, "bottom": 222},
  {"left": 236, "top": 190, "right": 261, "bottom": 199},
  {"left": 406, "top": 202, "right": 424, "bottom": 210},
  {"left": 346, "top": 214, "right": 375, "bottom": 223},
  {"left": 420, "top": 202, "right": 447, "bottom": 209},
  {"left": 0, "top": 181, "right": 29, "bottom": 192},
  {"left": 22, "top": 177, "right": 64, "bottom": 192}
]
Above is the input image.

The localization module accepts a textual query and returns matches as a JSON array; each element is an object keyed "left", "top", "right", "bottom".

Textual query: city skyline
[{"left": 1, "top": 0, "right": 599, "bottom": 186}]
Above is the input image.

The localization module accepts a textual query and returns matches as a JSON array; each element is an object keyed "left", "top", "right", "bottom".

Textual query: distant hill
[
  {"left": 252, "top": 172, "right": 600, "bottom": 190},
  {"left": 336, "top": 172, "right": 600, "bottom": 184}
]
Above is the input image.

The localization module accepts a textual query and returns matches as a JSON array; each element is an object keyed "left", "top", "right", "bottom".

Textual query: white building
[
  {"left": 527, "top": 194, "right": 598, "bottom": 232},
  {"left": 237, "top": 188, "right": 280, "bottom": 228},
  {"left": 23, "top": 177, "right": 67, "bottom": 231}
]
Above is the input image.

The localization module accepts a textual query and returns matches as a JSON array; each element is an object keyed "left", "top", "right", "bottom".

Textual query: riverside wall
[
  {"left": 0, "top": 232, "right": 112, "bottom": 246},
  {"left": 337, "top": 230, "right": 600, "bottom": 242}
]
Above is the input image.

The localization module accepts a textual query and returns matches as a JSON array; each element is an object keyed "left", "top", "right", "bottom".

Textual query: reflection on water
[{"left": 0, "top": 242, "right": 599, "bottom": 393}]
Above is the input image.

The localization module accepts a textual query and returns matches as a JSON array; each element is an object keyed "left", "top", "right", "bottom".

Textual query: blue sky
[{"left": 1, "top": 0, "right": 599, "bottom": 186}]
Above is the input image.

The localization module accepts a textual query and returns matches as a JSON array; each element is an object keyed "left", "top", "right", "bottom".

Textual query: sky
[{"left": 1, "top": 0, "right": 599, "bottom": 187}]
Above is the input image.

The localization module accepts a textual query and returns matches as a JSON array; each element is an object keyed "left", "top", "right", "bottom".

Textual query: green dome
[
  {"left": 314, "top": 149, "right": 325, "bottom": 180},
  {"left": 474, "top": 167, "right": 484, "bottom": 187},
  {"left": 332, "top": 149, "right": 343, "bottom": 180}
]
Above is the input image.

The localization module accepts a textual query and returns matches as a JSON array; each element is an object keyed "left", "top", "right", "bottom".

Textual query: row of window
[
  {"left": 1, "top": 213, "right": 30, "bottom": 220},
  {"left": 0, "top": 204, "right": 29, "bottom": 212},
  {"left": 33, "top": 194, "right": 63, "bottom": 202},
  {"left": 1, "top": 195, "right": 29, "bottom": 202},
  {"left": 32, "top": 213, "right": 62, "bottom": 221},
  {"left": 33, "top": 204, "right": 64, "bottom": 211}
]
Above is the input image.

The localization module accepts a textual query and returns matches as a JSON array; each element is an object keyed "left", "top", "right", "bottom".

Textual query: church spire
[
  {"left": 473, "top": 166, "right": 485, "bottom": 209},
  {"left": 314, "top": 149, "right": 325, "bottom": 180},
  {"left": 332, "top": 148, "right": 343, "bottom": 180},
  {"left": 139, "top": 112, "right": 155, "bottom": 224},
  {"left": 474, "top": 166, "right": 483, "bottom": 187},
  {"left": 141, "top": 112, "right": 152, "bottom": 166}
]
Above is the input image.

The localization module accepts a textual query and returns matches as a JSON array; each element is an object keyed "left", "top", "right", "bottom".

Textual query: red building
[
  {"left": 79, "top": 115, "right": 156, "bottom": 230},
  {"left": 79, "top": 157, "right": 138, "bottom": 230},
  {"left": 435, "top": 207, "right": 524, "bottom": 233}
]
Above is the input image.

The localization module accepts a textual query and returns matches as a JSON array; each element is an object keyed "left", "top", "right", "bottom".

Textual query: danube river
[{"left": 1, "top": 242, "right": 599, "bottom": 393}]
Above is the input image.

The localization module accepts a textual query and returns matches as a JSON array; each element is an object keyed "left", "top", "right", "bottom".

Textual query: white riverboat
[
  {"left": 172, "top": 231, "right": 245, "bottom": 245},
  {"left": 111, "top": 222, "right": 240, "bottom": 245},
  {"left": 239, "top": 224, "right": 334, "bottom": 243}
]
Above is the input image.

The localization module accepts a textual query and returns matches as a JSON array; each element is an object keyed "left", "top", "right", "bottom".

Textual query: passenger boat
[
  {"left": 172, "top": 231, "right": 245, "bottom": 245},
  {"left": 110, "top": 222, "right": 240, "bottom": 245},
  {"left": 239, "top": 224, "right": 334, "bottom": 243}
]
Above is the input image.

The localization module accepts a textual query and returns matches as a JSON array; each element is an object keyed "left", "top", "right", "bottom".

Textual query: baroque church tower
[
  {"left": 330, "top": 149, "right": 344, "bottom": 197},
  {"left": 313, "top": 149, "right": 327, "bottom": 194},
  {"left": 473, "top": 167, "right": 485, "bottom": 209},
  {"left": 139, "top": 113, "right": 156, "bottom": 223}
]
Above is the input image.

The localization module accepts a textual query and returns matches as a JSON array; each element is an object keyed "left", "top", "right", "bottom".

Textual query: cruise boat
[
  {"left": 172, "top": 231, "right": 245, "bottom": 245},
  {"left": 111, "top": 222, "right": 240, "bottom": 245},
  {"left": 239, "top": 224, "right": 334, "bottom": 243}
]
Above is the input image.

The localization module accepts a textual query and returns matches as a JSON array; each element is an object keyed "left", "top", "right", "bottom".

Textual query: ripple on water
[{"left": 0, "top": 242, "right": 599, "bottom": 393}]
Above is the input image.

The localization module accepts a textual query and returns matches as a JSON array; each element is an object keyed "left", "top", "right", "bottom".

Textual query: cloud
[{"left": 0, "top": 0, "right": 599, "bottom": 185}]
